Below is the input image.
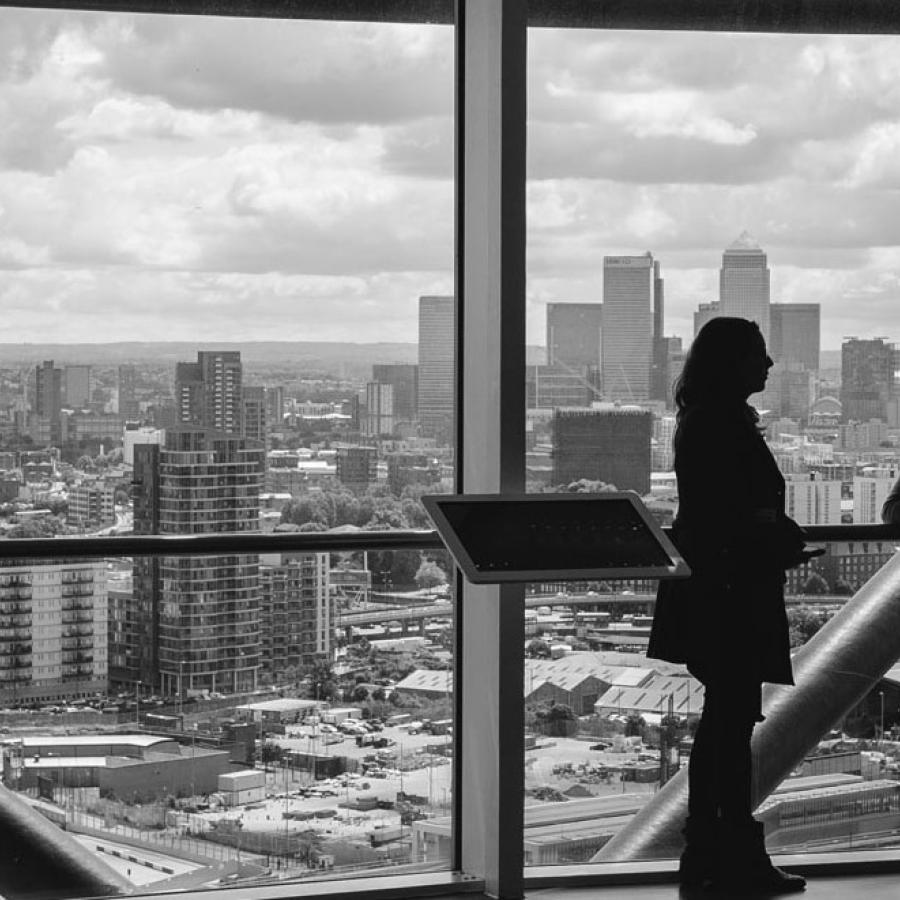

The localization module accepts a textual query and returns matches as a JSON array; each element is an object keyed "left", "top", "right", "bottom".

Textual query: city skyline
[{"left": 1, "top": 12, "right": 900, "bottom": 349}]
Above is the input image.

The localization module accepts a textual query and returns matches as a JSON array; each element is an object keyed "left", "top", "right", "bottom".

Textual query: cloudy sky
[{"left": 0, "top": 9, "right": 899, "bottom": 349}]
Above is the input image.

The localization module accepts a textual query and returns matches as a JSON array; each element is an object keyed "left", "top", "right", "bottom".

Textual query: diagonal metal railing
[{"left": 595, "top": 524, "right": 900, "bottom": 862}]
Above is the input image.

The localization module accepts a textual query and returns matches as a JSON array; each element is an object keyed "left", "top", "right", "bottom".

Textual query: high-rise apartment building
[
  {"left": 372, "top": 364, "right": 418, "bottom": 423},
  {"left": 601, "top": 255, "right": 658, "bottom": 401},
  {"left": 175, "top": 351, "right": 243, "bottom": 435},
  {"left": 264, "top": 386, "right": 285, "bottom": 429},
  {"left": 719, "top": 232, "right": 770, "bottom": 343},
  {"left": 785, "top": 474, "right": 841, "bottom": 525},
  {"left": 364, "top": 382, "right": 394, "bottom": 437},
  {"left": 546, "top": 302, "right": 603, "bottom": 370},
  {"left": 417, "top": 296, "right": 454, "bottom": 442},
  {"left": 28, "top": 360, "right": 63, "bottom": 446},
  {"left": 0, "top": 561, "right": 108, "bottom": 706},
  {"left": 853, "top": 468, "right": 899, "bottom": 524},
  {"left": 259, "top": 553, "right": 331, "bottom": 679},
  {"left": 841, "top": 338, "right": 898, "bottom": 423},
  {"left": 693, "top": 301, "right": 720, "bottom": 339},
  {"left": 770, "top": 303, "right": 820, "bottom": 372},
  {"left": 241, "top": 386, "right": 267, "bottom": 445},
  {"left": 131, "top": 429, "right": 264, "bottom": 694},
  {"left": 63, "top": 366, "right": 92, "bottom": 409},
  {"left": 118, "top": 364, "right": 140, "bottom": 420},
  {"left": 552, "top": 407, "right": 653, "bottom": 494}
]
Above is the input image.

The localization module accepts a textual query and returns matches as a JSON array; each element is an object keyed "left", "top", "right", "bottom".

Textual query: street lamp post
[
  {"left": 136, "top": 680, "right": 142, "bottom": 729},
  {"left": 879, "top": 691, "right": 885, "bottom": 750},
  {"left": 179, "top": 659, "right": 185, "bottom": 720}
]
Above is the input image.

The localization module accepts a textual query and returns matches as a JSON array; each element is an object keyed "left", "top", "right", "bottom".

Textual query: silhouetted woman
[{"left": 648, "top": 317, "right": 816, "bottom": 894}]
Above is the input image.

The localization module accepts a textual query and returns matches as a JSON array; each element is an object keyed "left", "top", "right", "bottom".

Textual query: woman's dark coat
[{"left": 647, "top": 403, "right": 806, "bottom": 685}]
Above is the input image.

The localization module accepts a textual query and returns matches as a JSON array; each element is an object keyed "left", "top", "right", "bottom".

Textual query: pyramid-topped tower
[{"left": 720, "top": 233, "right": 770, "bottom": 342}]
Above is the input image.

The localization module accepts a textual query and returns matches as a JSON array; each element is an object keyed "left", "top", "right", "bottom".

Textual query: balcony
[
  {"left": 0, "top": 577, "right": 32, "bottom": 588},
  {"left": 60, "top": 573, "right": 94, "bottom": 585},
  {"left": 0, "top": 604, "right": 32, "bottom": 616}
]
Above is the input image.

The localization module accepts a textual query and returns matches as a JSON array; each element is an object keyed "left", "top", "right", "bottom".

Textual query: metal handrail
[
  {"left": 0, "top": 523, "right": 896, "bottom": 561},
  {"left": 0, "top": 529, "right": 444, "bottom": 559}
]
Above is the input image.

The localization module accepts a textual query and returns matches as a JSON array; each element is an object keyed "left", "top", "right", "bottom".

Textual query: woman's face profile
[{"left": 737, "top": 333, "right": 774, "bottom": 397}]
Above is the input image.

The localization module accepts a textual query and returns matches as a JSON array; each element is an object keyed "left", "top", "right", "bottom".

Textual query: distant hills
[{"left": 0, "top": 342, "right": 547, "bottom": 374}]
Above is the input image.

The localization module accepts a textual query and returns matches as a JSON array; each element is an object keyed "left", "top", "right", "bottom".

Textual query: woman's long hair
[{"left": 673, "top": 317, "right": 763, "bottom": 441}]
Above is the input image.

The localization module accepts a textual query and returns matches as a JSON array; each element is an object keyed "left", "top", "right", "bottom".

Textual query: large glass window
[
  {"left": 523, "top": 25, "right": 900, "bottom": 866},
  {"left": 0, "top": 5, "right": 455, "bottom": 893}
]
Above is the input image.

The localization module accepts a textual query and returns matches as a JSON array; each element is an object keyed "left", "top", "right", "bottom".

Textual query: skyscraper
[
  {"left": 552, "top": 407, "right": 653, "bottom": 493},
  {"left": 131, "top": 429, "right": 264, "bottom": 694},
  {"left": 417, "top": 296, "right": 454, "bottom": 442},
  {"left": 264, "top": 386, "right": 285, "bottom": 429},
  {"left": 546, "top": 302, "right": 603, "bottom": 370},
  {"left": 841, "top": 338, "right": 898, "bottom": 423},
  {"left": 372, "top": 363, "right": 418, "bottom": 423},
  {"left": 175, "top": 350, "right": 243, "bottom": 435},
  {"left": 719, "top": 232, "right": 770, "bottom": 342},
  {"left": 28, "top": 360, "right": 63, "bottom": 446},
  {"left": 364, "top": 382, "right": 394, "bottom": 436},
  {"left": 117, "top": 364, "right": 140, "bottom": 420},
  {"left": 601, "top": 254, "right": 657, "bottom": 402},
  {"left": 63, "top": 366, "right": 91, "bottom": 409},
  {"left": 770, "top": 303, "right": 820, "bottom": 372},
  {"left": 693, "top": 301, "right": 720, "bottom": 339}
]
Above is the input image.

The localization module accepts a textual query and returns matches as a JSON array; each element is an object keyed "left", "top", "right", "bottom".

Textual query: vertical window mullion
[{"left": 455, "top": 0, "right": 527, "bottom": 896}]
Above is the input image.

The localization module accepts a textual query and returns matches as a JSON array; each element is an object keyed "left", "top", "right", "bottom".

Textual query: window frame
[{"left": 4, "top": 2, "right": 900, "bottom": 900}]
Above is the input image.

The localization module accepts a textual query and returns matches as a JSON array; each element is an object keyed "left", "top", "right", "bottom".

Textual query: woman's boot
[
  {"left": 678, "top": 816, "right": 718, "bottom": 889},
  {"left": 716, "top": 819, "right": 806, "bottom": 894}
]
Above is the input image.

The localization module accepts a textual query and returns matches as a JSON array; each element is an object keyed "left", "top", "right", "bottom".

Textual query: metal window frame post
[{"left": 454, "top": 0, "right": 527, "bottom": 896}]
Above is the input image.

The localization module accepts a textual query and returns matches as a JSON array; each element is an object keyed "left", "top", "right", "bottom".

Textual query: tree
[
  {"left": 260, "top": 742, "right": 283, "bottom": 764},
  {"left": 351, "top": 685, "right": 370, "bottom": 702},
  {"left": 834, "top": 578, "right": 855, "bottom": 596},
  {"left": 624, "top": 713, "right": 646, "bottom": 737},
  {"left": 549, "top": 479, "right": 618, "bottom": 494},
  {"left": 537, "top": 703, "right": 577, "bottom": 737},
  {"left": 307, "top": 657, "right": 337, "bottom": 701},
  {"left": 526, "top": 639, "right": 552, "bottom": 659},
  {"left": 368, "top": 549, "right": 422, "bottom": 589},
  {"left": 371, "top": 687, "right": 386, "bottom": 702},
  {"left": 787, "top": 606, "right": 830, "bottom": 648},
  {"left": 415, "top": 559, "right": 447, "bottom": 590},
  {"left": 801, "top": 573, "right": 830, "bottom": 595}
]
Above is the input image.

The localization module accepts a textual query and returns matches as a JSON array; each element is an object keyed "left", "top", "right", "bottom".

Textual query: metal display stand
[{"left": 423, "top": 492, "right": 690, "bottom": 584}]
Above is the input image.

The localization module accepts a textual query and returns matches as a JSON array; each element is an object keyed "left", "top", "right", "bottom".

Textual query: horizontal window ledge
[
  {"left": 132, "top": 871, "right": 483, "bottom": 900},
  {"left": 525, "top": 848, "right": 900, "bottom": 889}
]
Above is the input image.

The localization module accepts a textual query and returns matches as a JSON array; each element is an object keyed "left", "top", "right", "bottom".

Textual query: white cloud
[{"left": 0, "top": 11, "right": 898, "bottom": 350}]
